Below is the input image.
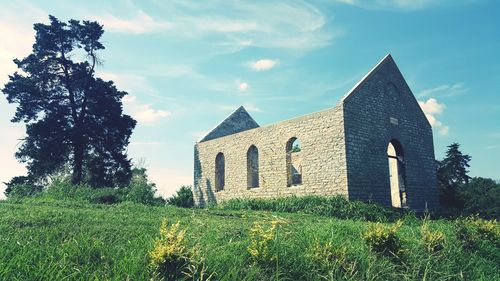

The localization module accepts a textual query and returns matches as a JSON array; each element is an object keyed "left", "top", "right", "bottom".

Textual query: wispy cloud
[
  {"left": 488, "top": 133, "right": 500, "bottom": 139},
  {"left": 417, "top": 83, "right": 468, "bottom": 98},
  {"left": 0, "top": 2, "right": 47, "bottom": 86},
  {"left": 418, "top": 98, "right": 449, "bottom": 135},
  {"left": 147, "top": 1, "right": 340, "bottom": 51},
  {"left": 132, "top": 104, "right": 171, "bottom": 124},
  {"left": 99, "top": 71, "right": 172, "bottom": 125},
  {"left": 190, "top": 131, "right": 209, "bottom": 140},
  {"left": 250, "top": 59, "right": 279, "bottom": 71},
  {"left": 335, "top": 0, "right": 470, "bottom": 10},
  {"left": 216, "top": 103, "right": 262, "bottom": 113},
  {"left": 92, "top": 10, "right": 172, "bottom": 34},
  {"left": 130, "top": 141, "right": 168, "bottom": 146}
]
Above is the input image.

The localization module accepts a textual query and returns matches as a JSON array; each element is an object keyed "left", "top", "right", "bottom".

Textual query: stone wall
[
  {"left": 193, "top": 54, "right": 439, "bottom": 211},
  {"left": 193, "top": 105, "right": 348, "bottom": 206},
  {"left": 342, "top": 56, "right": 439, "bottom": 211}
]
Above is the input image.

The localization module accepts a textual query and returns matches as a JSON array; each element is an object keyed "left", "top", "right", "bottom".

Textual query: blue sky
[{"left": 1, "top": 0, "right": 499, "bottom": 197}]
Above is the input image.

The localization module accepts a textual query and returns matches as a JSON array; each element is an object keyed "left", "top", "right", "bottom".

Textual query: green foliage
[
  {"left": 149, "top": 219, "right": 214, "bottom": 281},
  {"left": 149, "top": 220, "right": 190, "bottom": 280},
  {"left": 167, "top": 186, "right": 194, "bottom": 208},
  {"left": 4, "top": 175, "right": 42, "bottom": 197},
  {"left": 456, "top": 216, "right": 500, "bottom": 250},
  {"left": 0, "top": 199, "right": 499, "bottom": 280},
  {"left": 437, "top": 142, "right": 471, "bottom": 208},
  {"left": 6, "top": 165, "right": 165, "bottom": 205},
  {"left": 458, "top": 177, "right": 500, "bottom": 219},
  {"left": 363, "top": 220, "right": 404, "bottom": 258},
  {"left": 421, "top": 219, "right": 445, "bottom": 253},
  {"left": 2, "top": 15, "right": 136, "bottom": 186},
  {"left": 220, "top": 195, "right": 406, "bottom": 222},
  {"left": 43, "top": 178, "right": 127, "bottom": 204},
  {"left": 127, "top": 167, "right": 164, "bottom": 205},
  {"left": 4, "top": 183, "right": 42, "bottom": 198},
  {"left": 247, "top": 217, "right": 289, "bottom": 266},
  {"left": 305, "top": 240, "right": 356, "bottom": 277}
]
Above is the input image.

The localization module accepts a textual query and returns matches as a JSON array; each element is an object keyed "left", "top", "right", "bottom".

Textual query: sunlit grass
[{"left": 0, "top": 198, "right": 498, "bottom": 280}]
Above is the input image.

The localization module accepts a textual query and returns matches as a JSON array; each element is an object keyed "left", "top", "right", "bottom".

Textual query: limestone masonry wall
[
  {"left": 194, "top": 105, "right": 348, "bottom": 206},
  {"left": 193, "top": 54, "right": 439, "bottom": 211},
  {"left": 342, "top": 58, "right": 439, "bottom": 211}
]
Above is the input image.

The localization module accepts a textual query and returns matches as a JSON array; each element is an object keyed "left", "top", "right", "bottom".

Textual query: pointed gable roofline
[
  {"left": 198, "top": 106, "right": 260, "bottom": 142},
  {"left": 340, "top": 53, "right": 432, "bottom": 129},
  {"left": 341, "top": 53, "right": 393, "bottom": 103}
]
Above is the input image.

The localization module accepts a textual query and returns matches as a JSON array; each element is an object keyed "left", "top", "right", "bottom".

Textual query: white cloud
[
  {"left": 419, "top": 98, "right": 445, "bottom": 115},
  {"left": 238, "top": 82, "right": 249, "bottom": 92},
  {"left": 122, "top": 95, "right": 136, "bottom": 103},
  {"left": 132, "top": 104, "right": 171, "bottom": 124},
  {"left": 92, "top": 10, "right": 172, "bottom": 34},
  {"left": 250, "top": 59, "right": 279, "bottom": 71},
  {"left": 0, "top": 2, "right": 47, "bottom": 86},
  {"left": 418, "top": 98, "right": 449, "bottom": 136},
  {"left": 100, "top": 72, "right": 171, "bottom": 124},
  {"left": 418, "top": 83, "right": 468, "bottom": 98}
]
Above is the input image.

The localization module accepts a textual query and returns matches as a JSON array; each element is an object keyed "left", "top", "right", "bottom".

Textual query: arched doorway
[{"left": 387, "top": 140, "right": 407, "bottom": 208}]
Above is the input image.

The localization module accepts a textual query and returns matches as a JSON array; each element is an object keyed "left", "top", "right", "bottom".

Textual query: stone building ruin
[{"left": 193, "top": 54, "right": 439, "bottom": 211}]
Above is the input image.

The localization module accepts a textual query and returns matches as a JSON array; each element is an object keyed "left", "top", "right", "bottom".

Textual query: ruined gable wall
[
  {"left": 194, "top": 105, "right": 348, "bottom": 206},
  {"left": 342, "top": 59, "right": 439, "bottom": 211}
]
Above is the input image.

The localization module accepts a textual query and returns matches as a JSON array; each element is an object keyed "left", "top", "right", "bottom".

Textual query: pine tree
[
  {"left": 2, "top": 15, "right": 136, "bottom": 187},
  {"left": 437, "top": 142, "right": 471, "bottom": 207}
]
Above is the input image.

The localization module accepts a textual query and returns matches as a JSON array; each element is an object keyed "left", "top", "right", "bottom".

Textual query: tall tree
[
  {"left": 437, "top": 142, "right": 471, "bottom": 207},
  {"left": 2, "top": 15, "right": 136, "bottom": 187}
]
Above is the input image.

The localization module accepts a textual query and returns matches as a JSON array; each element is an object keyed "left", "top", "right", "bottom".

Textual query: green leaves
[{"left": 2, "top": 15, "right": 136, "bottom": 186}]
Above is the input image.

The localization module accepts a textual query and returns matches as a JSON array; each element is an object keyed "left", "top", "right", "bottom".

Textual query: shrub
[
  {"left": 456, "top": 216, "right": 499, "bottom": 249},
  {"left": 167, "top": 186, "right": 194, "bottom": 208},
  {"left": 421, "top": 220, "right": 445, "bottom": 253},
  {"left": 150, "top": 220, "right": 190, "bottom": 280},
  {"left": 306, "top": 240, "right": 355, "bottom": 276},
  {"left": 458, "top": 177, "right": 500, "bottom": 219},
  {"left": 5, "top": 183, "right": 43, "bottom": 198},
  {"left": 43, "top": 178, "right": 127, "bottom": 204},
  {"left": 247, "top": 217, "right": 289, "bottom": 265},
  {"left": 363, "top": 220, "right": 404, "bottom": 258},
  {"left": 127, "top": 179, "right": 161, "bottom": 205},
  {"left": 88, "top": 189, "right": 127, "bottom": 204},
  {"left": 220, "top": 196, "right": 406, "bottom": 222}
]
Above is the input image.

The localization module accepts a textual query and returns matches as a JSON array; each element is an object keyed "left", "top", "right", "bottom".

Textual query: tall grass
[
  {"left": 0, "top": 198, "right": 498, "bottom": 280},
  {"left": 219, "top": 195, "right": 408, "bottom": 222}
]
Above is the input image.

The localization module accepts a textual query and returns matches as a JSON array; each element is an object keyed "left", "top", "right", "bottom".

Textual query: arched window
[
  {"left": 247, "top": 145, "right": 259, "bottom": 188},
  {"left": 215, "top": 152, "right": 225, "bottom": 191},
  {"left": 286, "top": 137, "right": 302, "bottom": 186},
  {"left": 387, "top": 140, "right": 407, "bottom": 208}
]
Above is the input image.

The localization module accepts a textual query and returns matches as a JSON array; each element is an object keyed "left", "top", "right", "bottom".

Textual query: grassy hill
[{"left": 0, "top": 198, "right": 498, "bottom": 280}]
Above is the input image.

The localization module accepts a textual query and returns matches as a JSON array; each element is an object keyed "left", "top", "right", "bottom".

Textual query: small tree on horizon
[
  {"left": 437, "top": 142, "right": 471, "bottom": 208},
  {"left": 2, "top": 15, "right": 136, "bottom": 188}
]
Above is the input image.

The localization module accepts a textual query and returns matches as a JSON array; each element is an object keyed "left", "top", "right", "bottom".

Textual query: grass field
[{"left": 0, "top": 198, "right": 498, "bottom": 280}]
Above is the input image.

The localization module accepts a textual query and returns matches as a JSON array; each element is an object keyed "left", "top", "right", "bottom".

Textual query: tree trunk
[{"left": 72, "top": 141, "right": 84, "bottom": 185}]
